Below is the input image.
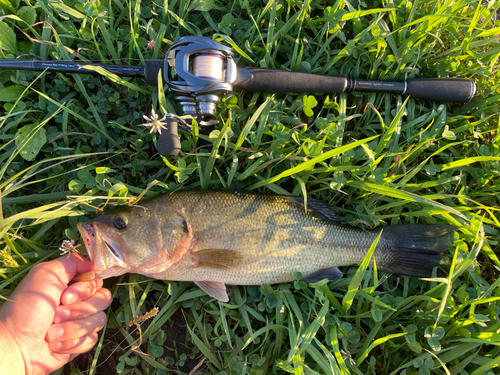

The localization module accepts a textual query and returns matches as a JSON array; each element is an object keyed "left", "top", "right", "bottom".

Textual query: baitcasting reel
[
  {"left": 149, "top": 36, "right": 251, "bottom": 156},
  {"left": 0, "top": 36, "right": 476, "bottom": 156},
  {"left": 165, "top": 36, "right": 240, "bottom": 117}
]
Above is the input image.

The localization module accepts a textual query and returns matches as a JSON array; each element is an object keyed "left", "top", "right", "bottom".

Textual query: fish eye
[{"left": 113, "top": 215, "right": 128, "bottom": 230}]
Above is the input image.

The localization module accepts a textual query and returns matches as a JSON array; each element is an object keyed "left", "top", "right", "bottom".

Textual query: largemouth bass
[{"left": 76, "top": 190, "right": 455, "bottom": 302}]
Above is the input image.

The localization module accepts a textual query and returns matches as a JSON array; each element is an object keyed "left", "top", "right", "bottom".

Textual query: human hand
[{"left": 0, "top": 254, "right": 112, "bottom": 375}]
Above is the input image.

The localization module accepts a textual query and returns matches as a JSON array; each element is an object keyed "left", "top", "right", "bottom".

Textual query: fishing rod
[{"left": 0, "top": 36, "right": 476, "bottom": 156}]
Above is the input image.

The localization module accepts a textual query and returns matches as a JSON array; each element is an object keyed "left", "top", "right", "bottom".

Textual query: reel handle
[
  {"left": 156, "top": 117, "right": 181, "bottom": 156},
  {"left": 144, "top": 61, "right": 180, "bottom": 156}
]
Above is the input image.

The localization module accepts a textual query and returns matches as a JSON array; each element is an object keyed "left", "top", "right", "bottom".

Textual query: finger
[
  {"left": 10, "top": 254, "right": 92, "bottom": 302},
  {"left": 0, "top": 254, "right": 92, "bottom": 329},
  {"left": 61, "top": 279, "right": 104, "bottom": 305},
  {"left": 54, "top": 288, "right": 112, "bottom": 323},
  {"left": 49, "top": 333, "right": 99, "bottom": 355},
  {"left": 31, "top": 253, "right": 93, "bottom": 288},
  {"left": 46, "top": 311, "right": 107, "bottom": 343}
]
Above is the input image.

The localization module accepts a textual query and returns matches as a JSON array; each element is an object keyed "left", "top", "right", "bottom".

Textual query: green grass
[{"left": 1, "top": 0, "right": 500, "bottom": 374}]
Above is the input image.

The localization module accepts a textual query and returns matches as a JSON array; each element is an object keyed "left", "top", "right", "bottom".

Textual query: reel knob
[{"left": 156, "top": 117, "right": 181, "bottom": 156}]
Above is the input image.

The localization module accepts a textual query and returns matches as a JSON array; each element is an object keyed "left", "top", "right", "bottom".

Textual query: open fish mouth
[
  {"left": 73, "top": 221, "right": 98, "bottom": 282},
  {"left": 76, "top": 220, "right": 128, "bottom": 279},
  {"left": 77, "top": 221, "right": 122, "bottom": 262},
  {"left": 77, "top": 221, "right": 96, "bottom": 262}
]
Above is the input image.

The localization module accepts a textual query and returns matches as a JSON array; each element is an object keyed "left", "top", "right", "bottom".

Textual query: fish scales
[
  {"left": 154, "top": 190, "right": 379, "bottom": 285},
  {"left": 77, "top": 190, "right": 455, "bottom": 302}
]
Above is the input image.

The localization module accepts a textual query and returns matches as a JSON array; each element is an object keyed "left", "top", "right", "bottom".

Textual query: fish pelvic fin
[
  {"left": 301, "top": 267, "right": 343, "bottom": 283},
  {"left": 195, "top": 281, "right": 229, "bottom": 302},
  {"left": 191, "top": 249, "right": 243, "bottom": 269},
  {"left": 381, "top": 224, "right": 456, "bottom": 277}
]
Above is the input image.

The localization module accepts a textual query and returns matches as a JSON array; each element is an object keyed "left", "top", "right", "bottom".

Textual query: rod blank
[{"left": 0, "top": 59, "right": 145, "bottom": 77}]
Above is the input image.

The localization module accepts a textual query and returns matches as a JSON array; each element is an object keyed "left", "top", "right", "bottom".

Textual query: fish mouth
[
  {"left": 77, "top": 221, "right": 123, "bottom": 262},
  {"left": 77, "top": 221, "right": 128, "bottom": 278},
  {"left": 77, "top": 221, "right": 96, "bottom": 262}
]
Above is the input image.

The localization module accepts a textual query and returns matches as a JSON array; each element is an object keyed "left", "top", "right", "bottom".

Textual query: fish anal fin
[
  {"left": 191, "top": 249, "right": 242, "bottom": 269},
  {"left": 195, "top": 281, "right": 229, "bottom": 302},
  {"left": 301, "top": 267, "right": 343, "bottom": 283}
]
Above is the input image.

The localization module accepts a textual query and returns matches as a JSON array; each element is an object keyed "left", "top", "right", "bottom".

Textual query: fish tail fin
[{"left": 380, "top": 224, "right": 456, "bottom": 277}]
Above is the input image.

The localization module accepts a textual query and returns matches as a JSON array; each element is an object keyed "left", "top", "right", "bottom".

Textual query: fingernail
[
  {"left": 65, "top": 292, "right": 77, "bottom": 305},
  {"left": 48, "top": 326, "right": 64, "bottom": 341},
  {"left": 54, "top": 307, "right": 71, "bottom": 323}
]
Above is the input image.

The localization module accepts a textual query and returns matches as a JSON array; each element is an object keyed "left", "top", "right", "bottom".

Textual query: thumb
[
  {"left": 22, "top": 253, "right": 92, "bottom": 290},
  {"left": 1, "top": 254, "right": 92, "bottom": 321},
  {"left": 44, "top": 253, "right": 93, "bottom": 286}
]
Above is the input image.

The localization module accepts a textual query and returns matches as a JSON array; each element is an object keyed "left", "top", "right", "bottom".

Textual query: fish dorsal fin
[
  {"left": 195, "top": 281, "right": 229, "bottom": 302},
  {"left": 283, "top": 196, "right": 343, "bottom": 223},
  {"left": 301, "top": 267, "right": 344, "bottom": 283},
  {"left": 191, "top": 249, "right": 242, "bottom": 269}
]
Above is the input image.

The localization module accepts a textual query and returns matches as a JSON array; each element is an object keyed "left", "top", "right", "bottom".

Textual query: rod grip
[
  {"left": 144, "top": 60, "right": 165, "bottom": 86},
  {"left": 239, "top": 67, "right": 348, "bottom": 93},
  {"left": 405, "top": 78, "right": 475, "bottom": 103},
  {"left": 156, "top": 118, "right": 181, "bottom": 156}
]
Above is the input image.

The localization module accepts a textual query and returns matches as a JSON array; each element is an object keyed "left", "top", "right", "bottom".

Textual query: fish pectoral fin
[
  {"left": 301, "top": 267, "right": 343, "bottom": 283},
  {"left": 195, "top": 281, "right": 229, "bottom": 302},
  {"left": 191, "top": 249, "right": 242, "bottom": 269}
]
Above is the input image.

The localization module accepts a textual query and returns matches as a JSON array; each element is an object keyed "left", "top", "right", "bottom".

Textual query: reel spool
[{"left": 157, "top": 36, "right": 246, "bottom": 156}]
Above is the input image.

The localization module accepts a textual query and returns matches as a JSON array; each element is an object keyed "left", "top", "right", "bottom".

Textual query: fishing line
[{"left": 192, "top": 53, "right": 225, "bottom": 81}]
